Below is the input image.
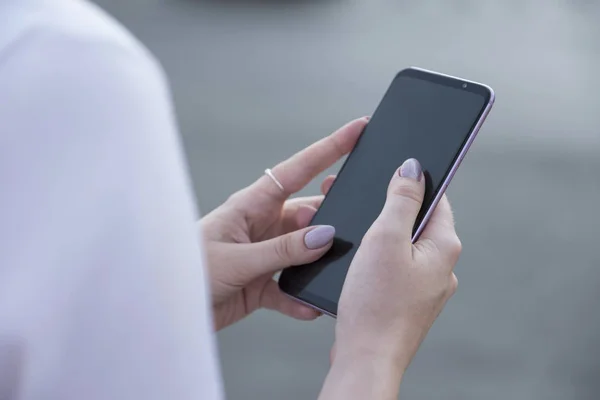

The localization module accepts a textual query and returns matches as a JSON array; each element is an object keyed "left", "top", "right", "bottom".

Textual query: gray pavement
[{"left": 94, "top": 0, "right": 600, "bottom": 398}]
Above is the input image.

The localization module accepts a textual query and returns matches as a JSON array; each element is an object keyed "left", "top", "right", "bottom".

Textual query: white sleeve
[{"left": 0, "top": 20, "right": 223, "bottom": 400}]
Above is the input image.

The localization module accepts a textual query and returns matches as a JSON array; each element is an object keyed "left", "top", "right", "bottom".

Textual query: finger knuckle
[
  {"left": 226, "top": 189, "right": 244, "bottom": 204},
  {"left": 448, "top": 235, "right": 463, "bottom": 261},
  {"left": 273, "top": 237, "right": 293, "bottom": 264},
  {"left": 415, "top": 238, "right": 440, "bottom": 255},
  {"left": 389, "top": 181, "right": 422, "bottom": 205},
  {"left": 449, "top": 274, "right": 459, "bottom": 296},
  {"left": 327, "top": 134, "right": 347, "bottom": 159}
]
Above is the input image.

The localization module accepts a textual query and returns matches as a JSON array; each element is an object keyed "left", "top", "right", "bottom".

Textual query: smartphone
[{"left": 278, "top": 67, "right": 495, "bottom": 317}]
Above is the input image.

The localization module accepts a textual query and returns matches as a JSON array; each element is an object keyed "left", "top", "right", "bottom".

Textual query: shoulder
[
  {"left": 0, "top": 0, "right": 156, "bottom": 62},
  {"left": 0, "top": 0, "right": 176, "bottom": 148},
  {"left": 0, "top": 0, "right": 168, "bottom": 108}
]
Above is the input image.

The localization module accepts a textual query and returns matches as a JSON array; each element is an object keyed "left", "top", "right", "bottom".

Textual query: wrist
[
  {"left": 334, "top": 343, "right": 407, "bottom": 376},
  {"left": 334, "top": 331, "right": 417, "bottom": 371},
  {"left": 321, "top": 347, "right": 405, "bottom": 400}
]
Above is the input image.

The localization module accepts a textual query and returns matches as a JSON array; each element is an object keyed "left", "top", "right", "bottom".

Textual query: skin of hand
[
  {"left": 319, "top": 158, "right": 461, "bottom": 400},
  {"left": 200, "top": 117, "right": 369, "bottom": 330}
]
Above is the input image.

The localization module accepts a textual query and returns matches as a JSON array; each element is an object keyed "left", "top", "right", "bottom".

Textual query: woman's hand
[
  {"left": 200, "top": 117, "right": 368, "bottom": 330},
  {"left": 320, "top": 159, "right": 461, "bottom": 400}
]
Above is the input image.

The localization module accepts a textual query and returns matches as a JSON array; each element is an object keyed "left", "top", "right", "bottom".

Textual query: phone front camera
[{"left": 462, "top": 83, "right": 468, "bottom": 89}]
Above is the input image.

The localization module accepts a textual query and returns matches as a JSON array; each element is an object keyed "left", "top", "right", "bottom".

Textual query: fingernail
[
  {"left": 399, "top": 158, "right": 422, "bottom": 181},
  {"left": 364, "top": 116, "right": 370, "bottom": 121},
  {"left": 304, "top": 225, "right": 336, "bottom": 249}
]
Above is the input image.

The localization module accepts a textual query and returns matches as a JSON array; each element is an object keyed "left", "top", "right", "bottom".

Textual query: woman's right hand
[{"left": 319, "top": 158, "right": 461, "bottom": 400}]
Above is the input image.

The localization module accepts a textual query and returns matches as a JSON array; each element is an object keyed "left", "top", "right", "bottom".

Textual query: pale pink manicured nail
[
  {"left": 399, "top": 158, "right": 422, "bottom": 181},
  {"left": 304, "top": 225, "right": 335, "bottom": 249}
]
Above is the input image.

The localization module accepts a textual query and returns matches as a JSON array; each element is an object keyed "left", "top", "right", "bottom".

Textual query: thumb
[
  {"left": 237, "top": 225, "right": 336, "bottom": 279},
  {"left": 378, "top": 158, "right": 425, "bottom": 241}
]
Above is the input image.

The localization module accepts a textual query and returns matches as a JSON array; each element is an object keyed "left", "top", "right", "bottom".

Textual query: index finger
[
  {"left": 255, "top": 117, "right": 368, "bottom": 199},
  {"left": 417, "top": 195, "right": 459, "bottom": 254}
]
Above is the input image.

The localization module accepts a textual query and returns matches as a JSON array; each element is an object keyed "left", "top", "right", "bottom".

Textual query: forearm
[{"left": 318, "top": 349, "right": 404, "bottom": 400}]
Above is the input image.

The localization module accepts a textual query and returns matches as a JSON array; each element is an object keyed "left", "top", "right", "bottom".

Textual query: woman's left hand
[{"left": 200, "top": 117, "right": 368, "bottom": 330}]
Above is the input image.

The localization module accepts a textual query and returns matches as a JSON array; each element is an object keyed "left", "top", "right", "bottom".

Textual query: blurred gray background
[{"left": 94, "top": 0, "right": 600, "bottom": 398}]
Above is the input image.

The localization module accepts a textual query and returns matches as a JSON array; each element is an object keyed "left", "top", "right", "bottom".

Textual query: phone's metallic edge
[
  {"left": 283, "top": 292, "right": 338, "bottom": 319},
  {"left": 409, "top": 66, "right": 496, "bottom": 242}
]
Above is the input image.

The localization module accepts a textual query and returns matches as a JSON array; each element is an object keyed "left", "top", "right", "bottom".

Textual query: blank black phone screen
[{"left": 278, "top": 68, "right": 492, "bottom": 315}]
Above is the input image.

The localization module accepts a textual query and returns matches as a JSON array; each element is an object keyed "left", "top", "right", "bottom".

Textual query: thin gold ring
[{"left": 264, "top": 168, "right": 285, "bottom": 192}]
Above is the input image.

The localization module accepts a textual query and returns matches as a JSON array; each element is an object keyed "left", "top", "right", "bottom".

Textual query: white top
[{"left": 0, "top": 0, "right": 223, "bottom": 399}]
